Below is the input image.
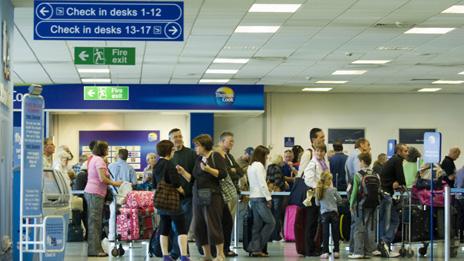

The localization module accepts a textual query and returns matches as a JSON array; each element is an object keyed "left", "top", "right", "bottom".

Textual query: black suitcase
[
  {"left": 338, "top": 200, "right": 351, "bottom": 242},
  {"left": 243, "top": 207, "right": 268, "bottom": 255},
  {"left": 67, "top": 223, "right": 84, "bottom": 242}
]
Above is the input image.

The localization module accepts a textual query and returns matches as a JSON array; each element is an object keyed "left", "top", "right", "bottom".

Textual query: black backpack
[{"left": 357, "top": 169, "right": 381, "bottom": 209}]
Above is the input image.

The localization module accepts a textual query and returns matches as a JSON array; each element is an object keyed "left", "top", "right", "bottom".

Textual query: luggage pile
[{"left": 116, "top": 191, "right": 155, "bottom": 241}]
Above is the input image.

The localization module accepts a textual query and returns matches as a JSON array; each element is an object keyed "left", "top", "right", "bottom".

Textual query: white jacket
[
  {"left": 247, "top": 161, "right": 272, "bottom": 201},
  {"left": 304, "top": 157, "right": 330, "bottom": 188}
]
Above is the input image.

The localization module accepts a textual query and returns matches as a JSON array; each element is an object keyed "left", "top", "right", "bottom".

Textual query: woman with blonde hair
[{"left": 315, "top": 171, "right": 342, "bottom": 259}]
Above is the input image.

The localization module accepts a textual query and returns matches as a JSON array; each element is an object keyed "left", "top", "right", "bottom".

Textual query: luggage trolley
[
  {"left": 398, "top": 188, "right": 415, "bottom": 258},
  {"left": 110, "top": 185, "right": 126, "bottom": 257}
]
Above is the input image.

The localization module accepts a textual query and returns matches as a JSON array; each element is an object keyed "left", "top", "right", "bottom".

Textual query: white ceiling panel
[{"left": 9, "top": 0, "right": 464, "bottom": 93}]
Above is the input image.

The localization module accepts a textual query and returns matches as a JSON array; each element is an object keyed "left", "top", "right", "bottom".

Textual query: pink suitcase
[
  {"left": 284, "top": 205, "right": 298, "bottom": 241},
  {"left": 117, "top": 208, "right": 140, "bottom": 241},
  {"left": 125, "top": 191, "right": 154, "bottom": 209}
]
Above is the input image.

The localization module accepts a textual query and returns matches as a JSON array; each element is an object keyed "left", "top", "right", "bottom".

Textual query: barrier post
[{"left": 444, "top": 186, "right": 450, "bottom": 260}]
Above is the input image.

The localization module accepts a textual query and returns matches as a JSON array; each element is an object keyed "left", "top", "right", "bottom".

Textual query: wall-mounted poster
[
  {"left": 79, "top": 130, "right": 160, "bottom": 171},
  {"left": 328, "top": 129, "right": 365, "bottom": 144},
  {"left": 399, "top": 128, "right": 436, "bottom": 144}
]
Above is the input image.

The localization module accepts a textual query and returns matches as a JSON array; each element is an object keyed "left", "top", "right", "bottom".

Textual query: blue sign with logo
[
  {"left": 13, "top": 127, "right": 21, "bottom": 169},
  {"left": 284, "top": 137, "right": 295, "bottom": 148},
  {"left": 14, "top": 84, "right": 264, "bottom": 111},
  {"left": 44, "top": 216, "right": 65, "bottom": 252},
  {"left": 34, "top": 1, "right": 183, "bottom": 41},
  {"left": 387, "top": 139, "right": 397, "bottom": 159},
  {"left": 21, "top": 94, "right": 44, "bottom": 217},
  {"left": 423, "top": 132, "right": 442, "bottom": 164}
]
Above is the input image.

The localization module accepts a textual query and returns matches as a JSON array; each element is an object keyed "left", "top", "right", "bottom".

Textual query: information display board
[{"left": 79, "top": 130, "right": 160, "bottom": 171}]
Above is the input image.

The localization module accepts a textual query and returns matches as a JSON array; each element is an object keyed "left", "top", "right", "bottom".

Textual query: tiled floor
[{"left": 61, "top": 241, "right": 463, "bottom": 260}]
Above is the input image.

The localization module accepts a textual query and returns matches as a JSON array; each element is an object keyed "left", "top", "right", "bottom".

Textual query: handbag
[
  {"left": 288, "top": 174, "right": 310, "bottom": 207},
  {"left": 211, "top": 153, "right": 238, "bottom": 203},
  {"left": 153, "top": 165, "right": 180, "bottom": 212}
]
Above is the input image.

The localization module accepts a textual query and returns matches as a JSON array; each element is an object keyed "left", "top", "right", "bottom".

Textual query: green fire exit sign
[
  {"left": 83, "top": 86, "right": 129, "bottom": 101},
  {"left": 75, "top": 47, "right": 135, "bottom": 65}
]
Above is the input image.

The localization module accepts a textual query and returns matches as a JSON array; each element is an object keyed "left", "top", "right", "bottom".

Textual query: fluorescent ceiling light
[
  {"left": 332, "top": 70, "right": 367, "bottom": 75},
  {"left": 213, "top": 58, "right": 249, "bottom": 64},
  {"left": 315, "top": 81, "right": 347, "bottom": 84},
  {"left": 442, "top": 5, "right": 464, "bottom": 14},
  {"left": 199, "top": 79, "right": 230, "bottom": 84},
  {"left": 404, "top": 27, "right": 455, "bottom": 34},
  {"left": 432, "top": 80, "right": 464, "bottom": 84},
  {"left": 418, "top": 88, "right": 441, "bottom": 92},
  {"left": 351, "top": 60, "right": 391, "bottom": 65},
  {"left": 302, "top": 88, "right": 332, "bottom": 92},
  {"left": 249, "top": 4, "right": 301, "bottom": 13},
  {"left": 81, "top": 78, "right": 111, "bottom": 83},
  {"left": 78, "top": 68, "right": 110, "bottom": 74},
  {"left": 458, "top": 71, "right": 464, "bottom": 75},
  {"left": 205, "top": 69, "right": 238, "bottom": 74},
  {"left": 235, "top": 26, "right": 280, "bottom": 33}
]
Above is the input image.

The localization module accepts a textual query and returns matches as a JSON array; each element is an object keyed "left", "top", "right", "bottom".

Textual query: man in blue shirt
[
  {"left": 329, "top": 141, "right": 348, "bottom": 191},
  {"left": 108, "top": 148, "right": 137, "bottom": 241}
]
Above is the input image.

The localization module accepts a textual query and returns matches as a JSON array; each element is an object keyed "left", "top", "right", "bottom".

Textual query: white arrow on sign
[
  {"left": 87, "top": 89, "right": 96, "bottom": 98},
  {"left": 40, "top": 6, "right": 50, "bottom": 17},
  {"left": 168, "top": 26, "right": 178, "bottom": 35},
  {"left": 79, "top": 51, "right": 89, "bottom": 62}
]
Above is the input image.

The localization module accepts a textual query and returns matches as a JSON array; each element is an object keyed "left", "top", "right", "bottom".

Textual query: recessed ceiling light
[
  {"left": 249, "top": 4, "right": 301, "bottom": 13},
  {"left": 404, "top": 27, "right": 455, "bottom": 34},
  {"left": 315, "top": 81, "right": 348, "bottom": 84},
  {"left": 205, "top": 69, "right": 238, "bottom": 74},
  {"left": 418, "top": 88, "right": 441, "bottom": 92},
  {"left": 81, "top": 78, "right": 111, "bottom": 83},
  {"left": 213, "top": 58, "right": 249, "bottom": 64},
  {"left": 199, "top": 79, "right": 230, "bottom": 84},
  {"left": 78, "top": 68, "right": 110, "bottom": 74},
  {"left": 442, "top": 5, "right": 464, "bottom": 14},
  {"left": 332, "top": 70, "right": 367, "bottom": 75},
  {"left": 351, "top": 60, "right": 391, "bottom": 65},
  {"left": 432, "top": 80, "right": 464, "bottom": 84},
  {"left": 235, "top": 26, "right": 280, "bottom": 33},
  {"left": 302, "top": 88, "right": 332, "bottom": 92}
]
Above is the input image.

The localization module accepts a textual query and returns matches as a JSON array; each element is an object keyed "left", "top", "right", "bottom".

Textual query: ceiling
[{"left": 10, "top": 0, "right": 464, "bottom": 93}]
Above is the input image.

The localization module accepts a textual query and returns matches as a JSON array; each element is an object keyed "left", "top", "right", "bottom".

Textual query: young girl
[{"left": 315, "top": 171, "right": 342, "bottom": 259}]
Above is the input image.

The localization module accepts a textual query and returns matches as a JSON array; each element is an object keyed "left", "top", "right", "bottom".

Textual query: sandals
[
  {"left": 225, "top": 251, "right": 238, "bottom": 257},
  {"left": 251, "top": 252, "right": 269, "bottom": 257}
]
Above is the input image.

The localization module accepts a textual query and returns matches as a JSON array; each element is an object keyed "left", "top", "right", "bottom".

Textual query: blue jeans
[
  {"left": 379, "top": 195, "right": 399, "bottom": 244},
  {"left": 171, "top": 198, "right": 193, "bottom": 258},
  {"left": 248, "top": 198, "right": 276, "bottom": 253}
]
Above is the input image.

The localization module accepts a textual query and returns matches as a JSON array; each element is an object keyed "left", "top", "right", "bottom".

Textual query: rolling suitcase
[
  {"left": 284, "top": 205, "right": 297, "bottom": 241},
  {"left": 67, "top": 223, "right": 84, "bottom": 242},
  {"left": 338, "top": 200, "right": 351, "bottom": 241},
  {"left": 294, "top": 207, "right": 307, "bottom": 255},
  {"left": 117, "top": 207, "right": 140, "bottom": 241},
  {"left": 125, "top": 191, "right": 154, "bottom": 209},
  {"left": 139, "top": 207, "right": 155, "bottom": 239}
]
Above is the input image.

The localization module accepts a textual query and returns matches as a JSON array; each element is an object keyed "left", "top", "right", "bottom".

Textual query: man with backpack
[
  {"left": 378, "top": 144, "right": 409, "bottom": 258},
  {"left": 348, "top": 153, "right": 382, "bottom": 259}
]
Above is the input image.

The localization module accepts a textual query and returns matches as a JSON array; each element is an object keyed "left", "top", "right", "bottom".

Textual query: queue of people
[{"left": 45, "top": 126, "right": 464, "bottom": 260}]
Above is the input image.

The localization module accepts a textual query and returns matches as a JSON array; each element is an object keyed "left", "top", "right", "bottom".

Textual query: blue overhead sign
[
  {"left": 14, "top": 84, "right": 265, "bottom": 111},
  {"left": 34, "top": 1, "right": 184, "bottom": 41}
]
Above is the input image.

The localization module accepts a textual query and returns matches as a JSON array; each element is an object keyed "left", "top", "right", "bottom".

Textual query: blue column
[{"left": 190, "top": 113, "right": 214, "bottom": 147}]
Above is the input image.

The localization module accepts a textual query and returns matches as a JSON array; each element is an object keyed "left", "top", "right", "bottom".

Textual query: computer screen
[{"left": 43, "top": 169, "right": 61, "bottom": 196}]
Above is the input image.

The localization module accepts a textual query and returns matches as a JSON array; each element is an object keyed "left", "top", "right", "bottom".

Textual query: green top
[
  {"left": 349, "top": 172, "right": 361, "bottom": 209},
  {"left": 403, "top": 159, "right": 423, "bottom": 188}
]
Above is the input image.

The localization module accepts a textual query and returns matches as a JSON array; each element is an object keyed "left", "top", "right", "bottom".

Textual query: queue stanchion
[
  {"left": 444, "top": 186, "right": 450, "bottom": 261},
  {"left": 233, "top": 195, "right": 239, "bottom": 249}
]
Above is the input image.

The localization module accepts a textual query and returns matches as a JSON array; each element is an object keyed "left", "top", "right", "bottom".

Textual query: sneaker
[
  {"left": 334, "top": 252, "right": 340, "bottom": 259},
  {"left": 372, "top": 250, "right": 382, "bottom": 256},
  {"left": 320, "top": 253, "right": 329, "bottom": 259},
  {"left": 389, "top": 251, "right": 401, "bottom": 258},
  {"left": 348, "top": 254, "right": 364, "bottom": 259},
  {"left": 378, "top": 241, "right": 390, "bottom": 257}
]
